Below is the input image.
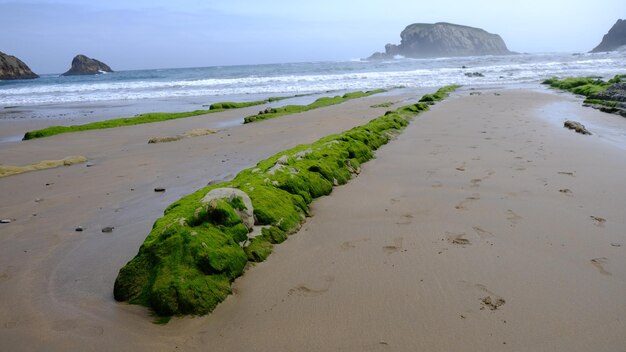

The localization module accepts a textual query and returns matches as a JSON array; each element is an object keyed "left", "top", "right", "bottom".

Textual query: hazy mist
[{"left": 1, "top": 0, "right": 624, "bottom": 73}]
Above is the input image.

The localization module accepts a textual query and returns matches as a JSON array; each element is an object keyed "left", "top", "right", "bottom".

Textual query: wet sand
[{"left": 1, "top": 88, "right": 625, "bottom": 351}]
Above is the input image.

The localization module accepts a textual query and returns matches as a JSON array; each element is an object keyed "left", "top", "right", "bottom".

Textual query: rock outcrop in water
[
  {"left": 0, "top": 51, "right": 39, "bottom": 80},
  {"left": 591, "top": 19, "right": 626, "bottom": 53},
  {"left": 62, "top": 54, "right": 113, "bottom": 76},
  {"left": 368, "top": 22, "right": 512, "bottom": 59}
]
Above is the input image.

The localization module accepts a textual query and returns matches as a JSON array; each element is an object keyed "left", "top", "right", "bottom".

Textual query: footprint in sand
[
  {"left": 559, "top": 189, "right": 573, "bottom": 196},
  {"left": 590, "top": 216, "right": 606, "bottom": 228},
  {"left": 472, "top": 226, "right": 494, "bottom": 239},
  {"left": 455, "top": 194, "right": 480, "bottom": 210},
  {"left": 0, "top": 266, "right": 15, "bottom": 283},
  {"left": 476, "top": 284, "right": 506, "bottom": 311},
  {"left": 396, "top": 214, "right": 413, "bottom": 225},
  {"left": 506, "top": 210, "right": 522, "bottom": 226},
  {"left": 447, "top": 233, "right": 471, "bottom": 246},
  {"left": 426, "top": 170, "right": 438, "bottom": 179},
  {"left": 558, "top": 171, "right": 575, "bottom": 177},
  {"left": 456, "top": 163, "right": 466, "bottom": 171},
  {"left": 340, "top": 238, "right": 371, "bottom": 251},
  {"left": 431, "top": 181, "right": 443, "bottom": 188},
  {"left": 288, "top": 276, "right": 335, "bottom": 297},
  {"left": 590, "top": 258, "right": 611, "bottom": 276},
  {"left": 470, "top": 179, "right": 482, "bottom": 189},
  {"left": 383, "top": 237, "right": 404, "bottom": 254}
]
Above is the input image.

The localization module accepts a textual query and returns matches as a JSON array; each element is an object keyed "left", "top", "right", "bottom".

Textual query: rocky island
[
  {"left": 62, "top": 54, "right": 113, "bottom": 76},
  {"left": 591, "top": 19, "right": 626, "bottom": 53},
  {"left": 0, "top": 51, "right": 39, "bottom": 80},
  {"left": 368, "top": 22, "right": 512, "bottom": 59}
]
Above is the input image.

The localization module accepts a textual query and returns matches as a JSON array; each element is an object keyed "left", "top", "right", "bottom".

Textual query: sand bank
[{"left": 1, "top": 88, "right": 625, "bottom": 351}]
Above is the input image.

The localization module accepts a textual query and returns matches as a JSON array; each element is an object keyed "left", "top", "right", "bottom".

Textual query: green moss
[
  {"left": 583, "top": 98, "right": 618, "bottom": 107},
  {"left": 243, "top": 89, "right": 386, "bottom": 123},
  {"left": 544, "top": 75, "right": 626, "bottom": 115},
  {"left": 23, "top": 96, "right": 295, "bottom": 140},
  {"left": 261, "top": 226, "right": 287, "bottom": 244},
  {"left": 114, "top": 85, "right": 458, "bottom": 318},
  {"left": 244, "top": 237, "right": 273, "bottom": 262},
  {"left": 419, "top": 85, "right": 459, "bottom": 104},
  {"left": 371, "top": 102, "right": 395, "bottom": 108},
  {"left": 542, "top": 76, "right": 613, "bottom": 97}
]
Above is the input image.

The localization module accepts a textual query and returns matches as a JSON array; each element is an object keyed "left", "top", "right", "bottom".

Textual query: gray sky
[{"left": 1, "top": 0, "right": 624, "bottom": 73}]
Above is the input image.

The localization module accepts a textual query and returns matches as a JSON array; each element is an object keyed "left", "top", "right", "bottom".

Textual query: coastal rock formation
[
  {"left": 564, "top": 120, "right": 592, "bottom": 135},
  {"left": 368, "top": 22, "right": 512, "bottom": 59},
  {"left": 201, "top": 188, "right": 255, "bottom": 232},
  {"left": 591, "top": 19, "right": 626, "bottom": 53},
  {"left": 588, "top": 82, "right": 626, "bottom": 117},
  {"left": 62, "top": 54, "right": 113, "bottom": 76},
  {"left": 0, "top": 51, "right": 39, "bottom": 80}
]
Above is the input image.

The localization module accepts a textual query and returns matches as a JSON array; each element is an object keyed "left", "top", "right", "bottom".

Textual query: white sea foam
[{"left": 1, "top": 52, "right": 625, "bottom": 106}]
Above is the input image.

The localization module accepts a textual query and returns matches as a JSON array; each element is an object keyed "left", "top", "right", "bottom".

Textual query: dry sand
[{"left": 1, "top": 88, "right": 625, "bottom": 351}]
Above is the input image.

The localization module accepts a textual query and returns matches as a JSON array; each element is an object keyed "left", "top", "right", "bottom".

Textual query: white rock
[{"left": 201, "top": 188, "right": 255, "bottom": 231}]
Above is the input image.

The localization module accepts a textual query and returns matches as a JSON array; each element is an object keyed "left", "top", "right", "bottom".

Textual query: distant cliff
[
  {"left": 62, "top": 54, "right": 113, "bottom": 76},
  {"left": 0, "top": 51, "right": 39, "bottom": 80},
  {"left": 591, "top": 19, "right": 626, "bottom": 53},
  {"left": 368, "top": 22, "right": 512, "bottom": 59}
]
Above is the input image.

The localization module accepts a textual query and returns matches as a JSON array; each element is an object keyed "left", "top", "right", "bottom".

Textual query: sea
[{"left": 1, "top": 51, "right": 626, "bottom": 122}]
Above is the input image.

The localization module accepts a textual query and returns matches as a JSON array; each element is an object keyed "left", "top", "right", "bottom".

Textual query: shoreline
[
  {"left": 0, "top": 89, "right": 389, "bottom": 142},
  {"left": 1, "top": 86, "right": 625, "bottom": 350}
]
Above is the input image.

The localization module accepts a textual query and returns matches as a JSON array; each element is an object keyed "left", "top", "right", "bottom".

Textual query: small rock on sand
[
  {"left": 154, "top": 187, "right": 166, "bottom": 192},
  {"left": 75, "top": 226, "right": 84, "bottom": 232},
  {"left": 101, "top": 227, "right": 114, "bottom": 233},
  {"left": 1, "top": 219, "right": 12, "bottom": 224},
  {"left": 564, "top": 120, "right": 592, "bottom": 135}
]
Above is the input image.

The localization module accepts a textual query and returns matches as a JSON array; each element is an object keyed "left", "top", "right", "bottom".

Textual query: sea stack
[
  {"left": 62, "top": 54, "right": 113, "bottom": 76},
  {"left": 368, "top": 22, "right": 512, "bottom": 59},
  {"left": 0, "top": 51, "right": 39, "bottom": 80},
  {"left": 591, "top": 19, "right": 626, "bottom": 53}
]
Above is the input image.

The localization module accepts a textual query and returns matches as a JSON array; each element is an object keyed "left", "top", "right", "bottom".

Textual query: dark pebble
[
  {"left": 154, "top": 187, "right": 166, "bottom": 192},
  {"left": 75, "top": 226, "right": 84, "bottom": 232},
  {"left": 102, "top": 226, "right": 114, "bottom": 233}
]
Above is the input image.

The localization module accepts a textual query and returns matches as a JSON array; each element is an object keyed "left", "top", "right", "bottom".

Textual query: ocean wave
[{"left": 1, "top": 52, "right": 625, "bottom": 106}]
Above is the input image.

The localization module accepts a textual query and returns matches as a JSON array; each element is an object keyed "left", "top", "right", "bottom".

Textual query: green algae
[
  {"left": 371, "top": 102, "right": 395, "bottom": 108},
  {"left": 543, "top": 75, "right": 626, "bottom": 115},
  {"left": 543, "top": 75, "right": 625, "bottom": 102},
  {"left": 542, "top": 76, "right": 611, "bottom": 97},
  {"left": 419, "top": 85, "right": 459, "bottom": 104},
  {"left": 243, "top": 89, "right": 386, "bottom": 123},
  {"left": 114, "top": 86, "right": 458, "bottom": 318},
  {"left": 22, "top": 96, "right": 292, "bottom": 140}
]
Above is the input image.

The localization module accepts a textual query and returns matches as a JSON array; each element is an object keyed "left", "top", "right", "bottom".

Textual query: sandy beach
[{"left": 1, "top": 87, "right": 625, "bottom": 351}]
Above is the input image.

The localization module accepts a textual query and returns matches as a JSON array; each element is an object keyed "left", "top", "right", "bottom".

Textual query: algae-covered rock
[
  {"left": 543, "top": 75, "right": 626, "bottom": 117},
  {"left": 114, "top": 86, "right": 458, "bottom": 318},
  {"left": 201, "top": 188, "right": 255, "bottom": 231},
  {"left": 564, "top": 120, "right": 592, "bottom": 135}
]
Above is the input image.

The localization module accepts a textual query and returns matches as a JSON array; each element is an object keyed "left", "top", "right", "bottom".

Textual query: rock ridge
[
  {"left": 591, "top": 19, "right": 626, "bottom": 53},
  {"left": 0, "top": 51, "right": 39, "bottom": 80},
  {"left": 368, "top": 22, "right": 512, "bottom": 59},
  {"left": 62, "top": 54, "right": 113, "bottom": 76}
]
